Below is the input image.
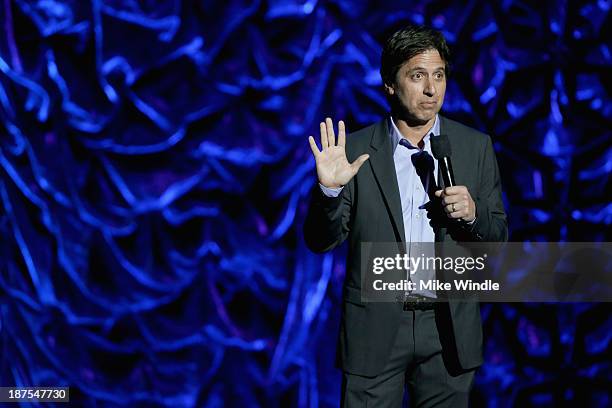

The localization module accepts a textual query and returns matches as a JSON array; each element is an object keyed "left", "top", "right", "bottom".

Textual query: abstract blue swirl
[{"left": 0, "top": 0, "right": 609, "bottom": 406}]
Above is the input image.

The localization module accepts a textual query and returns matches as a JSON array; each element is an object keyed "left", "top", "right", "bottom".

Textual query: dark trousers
[{"left": 340, "top": 309, "right": 475, "bottom": 407}]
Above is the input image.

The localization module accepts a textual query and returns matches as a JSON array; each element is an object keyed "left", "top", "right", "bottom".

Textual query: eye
[
  {"left": 412, "top": 72, "right": 424, "bottom": 80},
  {"left": 435, "top": 72, "right": 445, "bottom": 79}
]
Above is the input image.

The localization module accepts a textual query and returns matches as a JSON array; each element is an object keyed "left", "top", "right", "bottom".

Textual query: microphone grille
[{"left": 431, "top": 134, "right": 451, "bottom": 159}]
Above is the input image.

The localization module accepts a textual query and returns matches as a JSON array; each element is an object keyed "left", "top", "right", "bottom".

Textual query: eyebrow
[{"left": 407, "top": 66, "right": 446, "bottom": 73}]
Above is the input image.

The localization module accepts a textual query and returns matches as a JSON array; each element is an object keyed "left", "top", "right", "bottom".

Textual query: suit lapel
[{"left": 368, "top": 120, "right": 406, "bottom": 243}]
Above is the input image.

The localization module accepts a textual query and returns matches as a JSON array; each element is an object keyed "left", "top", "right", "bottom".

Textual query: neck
[{"left": 392, "top": 115, "right": 436, "bottom": 146}]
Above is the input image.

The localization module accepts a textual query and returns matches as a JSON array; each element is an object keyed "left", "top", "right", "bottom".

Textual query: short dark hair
[{"left": 380, "top": 25, "right": 451, "bottom": 86}]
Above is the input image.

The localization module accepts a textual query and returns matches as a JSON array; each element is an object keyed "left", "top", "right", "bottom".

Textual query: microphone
[
  {"left": 431, "top": 134, "right": 478, "bottom": 233},
  {"left": 430, "top": 134, "right": 455, "bottom": 187}
]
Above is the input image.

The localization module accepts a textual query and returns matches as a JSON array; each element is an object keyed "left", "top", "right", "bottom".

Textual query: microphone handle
[
  {"left": 440, "top": 156, "right": 456, "bottom": 187},
  {"left": 439, "top": 157, "right": 469, "bottom": 226}
]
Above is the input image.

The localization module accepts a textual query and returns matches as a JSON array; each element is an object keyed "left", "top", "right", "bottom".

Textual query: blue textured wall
[{"left": 0, "top": 0, "right": 610, "bottom": 407}]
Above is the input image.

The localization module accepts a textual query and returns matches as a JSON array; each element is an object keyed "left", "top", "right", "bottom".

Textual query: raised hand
[{"left": 308, "top": 118, "right": 369, "bottom": 188}]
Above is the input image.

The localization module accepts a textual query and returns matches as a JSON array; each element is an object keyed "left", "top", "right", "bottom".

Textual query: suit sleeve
[
  {"left": 470, "top": 135, "right": 508, "bottom": 242},
  {"left": 303, "top": 178, "right": 353, "bottom": 253}
]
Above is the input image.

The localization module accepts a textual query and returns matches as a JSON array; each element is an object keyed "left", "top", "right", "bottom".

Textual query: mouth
[{"left": 420, "top": 102, "right": 437, "bottom": 109}]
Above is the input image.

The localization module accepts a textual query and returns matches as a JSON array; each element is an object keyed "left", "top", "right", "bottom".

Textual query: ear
[{"left": 384, "top": 83, "right": 395, "bottom": 96}]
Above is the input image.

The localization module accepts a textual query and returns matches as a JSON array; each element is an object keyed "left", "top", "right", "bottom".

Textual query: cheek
[
  {"left": 438, "top": 83, "right": 447, "bottom": 98},
  {"left": 398, "top": 85, "right": 420, "bottom": 103}
]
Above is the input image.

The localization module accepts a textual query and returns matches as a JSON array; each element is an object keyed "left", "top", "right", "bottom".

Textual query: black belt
[{"left": 402, "top": 296, "right": 436, "bottom": 311}]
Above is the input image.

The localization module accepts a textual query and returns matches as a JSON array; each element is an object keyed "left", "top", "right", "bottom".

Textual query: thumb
[
  {"left": 350, "top": 154, "right": 370, "bottom": 172},
  {"left": 434, "top": 189, "right": 444, "bottom": 198}
]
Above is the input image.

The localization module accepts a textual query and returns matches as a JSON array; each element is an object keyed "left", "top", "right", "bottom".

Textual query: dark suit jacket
[{"left": 304, "top": 115, "right": 508, "bottom": 377}]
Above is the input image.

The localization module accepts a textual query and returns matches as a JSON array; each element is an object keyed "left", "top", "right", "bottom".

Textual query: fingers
[
  {"left": 440, "top": 186, "right": 468, "bottom": 196},
  {"left": 435, "top": 186, "right": 468, "bottom": 199},
  {"left": 442, "top": 194, "right": 467, "bottom": 205},
  {"left": 441, "top": 200, "right": 467, "bottom": 219},
  {"left": 308, "top": 136, "right": 321, "bottom": 158},
  {"left": 338, "top": 120, "right": 346, "bottom": 147},
  {"left": 436, "top": 186, "right": 473, "bottom": 219},
  {"left": 317, "top": 118, "right": 345, "bottom": 150},
  {"left": 445, "top": 201, "right": 466, "bottom": 217},
  {"left": 325, "top": 117, "right": 335, "bottom": 147},
  {"left": 320, "top": 122, "right": 328, "bottom": 149},
  {"left": 350, "top": 154, "right": 370, "bottom": 173}
]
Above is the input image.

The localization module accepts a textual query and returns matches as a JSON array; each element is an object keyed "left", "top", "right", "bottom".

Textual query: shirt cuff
[
  {"left": 466, "top": 216, "right": 477, "bottom": 225},
  {"left": 319, "top": 183, "right": 344, "bottom": 197}
]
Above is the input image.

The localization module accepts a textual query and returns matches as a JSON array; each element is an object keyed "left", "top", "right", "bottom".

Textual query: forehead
[{"left": 400, "top": 49, "right": 445, "bottom": 71}]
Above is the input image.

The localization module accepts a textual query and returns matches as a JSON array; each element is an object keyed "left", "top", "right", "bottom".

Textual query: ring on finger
[{"left": 452, "top": 203, "right": 456, "bottom": 212}]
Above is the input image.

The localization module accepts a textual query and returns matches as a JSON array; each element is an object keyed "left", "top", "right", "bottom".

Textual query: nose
[{"left": 423, "top": 78, "right": 435, "bottom": 97}]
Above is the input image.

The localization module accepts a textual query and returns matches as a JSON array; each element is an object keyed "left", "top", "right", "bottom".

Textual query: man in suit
[{"left": 304, "top": 25, "right": 507, "bottom": 407}]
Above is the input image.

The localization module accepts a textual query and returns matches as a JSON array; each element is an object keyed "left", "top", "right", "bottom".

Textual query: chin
[
  {"left": 392, "top": 103, "right": 437, "bottom": 125},
  {"left": 416, "top": 113, "right": 437, "bottom": 123}
]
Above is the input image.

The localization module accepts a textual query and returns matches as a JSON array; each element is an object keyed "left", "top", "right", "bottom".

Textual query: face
[{"left": 384, "top": 49, "right": 447, "bottom": 126}]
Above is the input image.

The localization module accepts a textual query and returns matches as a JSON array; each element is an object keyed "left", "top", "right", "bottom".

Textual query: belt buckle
[
  {"left": 403, "top": 298, "right": 420, "bottom": 311},
  {"left": 403, "top": 295, "right": 430, "bottom": 311}
]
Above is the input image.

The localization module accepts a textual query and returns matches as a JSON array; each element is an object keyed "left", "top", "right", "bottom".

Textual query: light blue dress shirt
[{"left": 389, "top": 115, "right": 439, "bottom": 298}]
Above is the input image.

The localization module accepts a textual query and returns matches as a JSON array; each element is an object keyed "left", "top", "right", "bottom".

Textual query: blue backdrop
[{"left": 0, "top": 0, "right": 610, "bottom": 407}]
